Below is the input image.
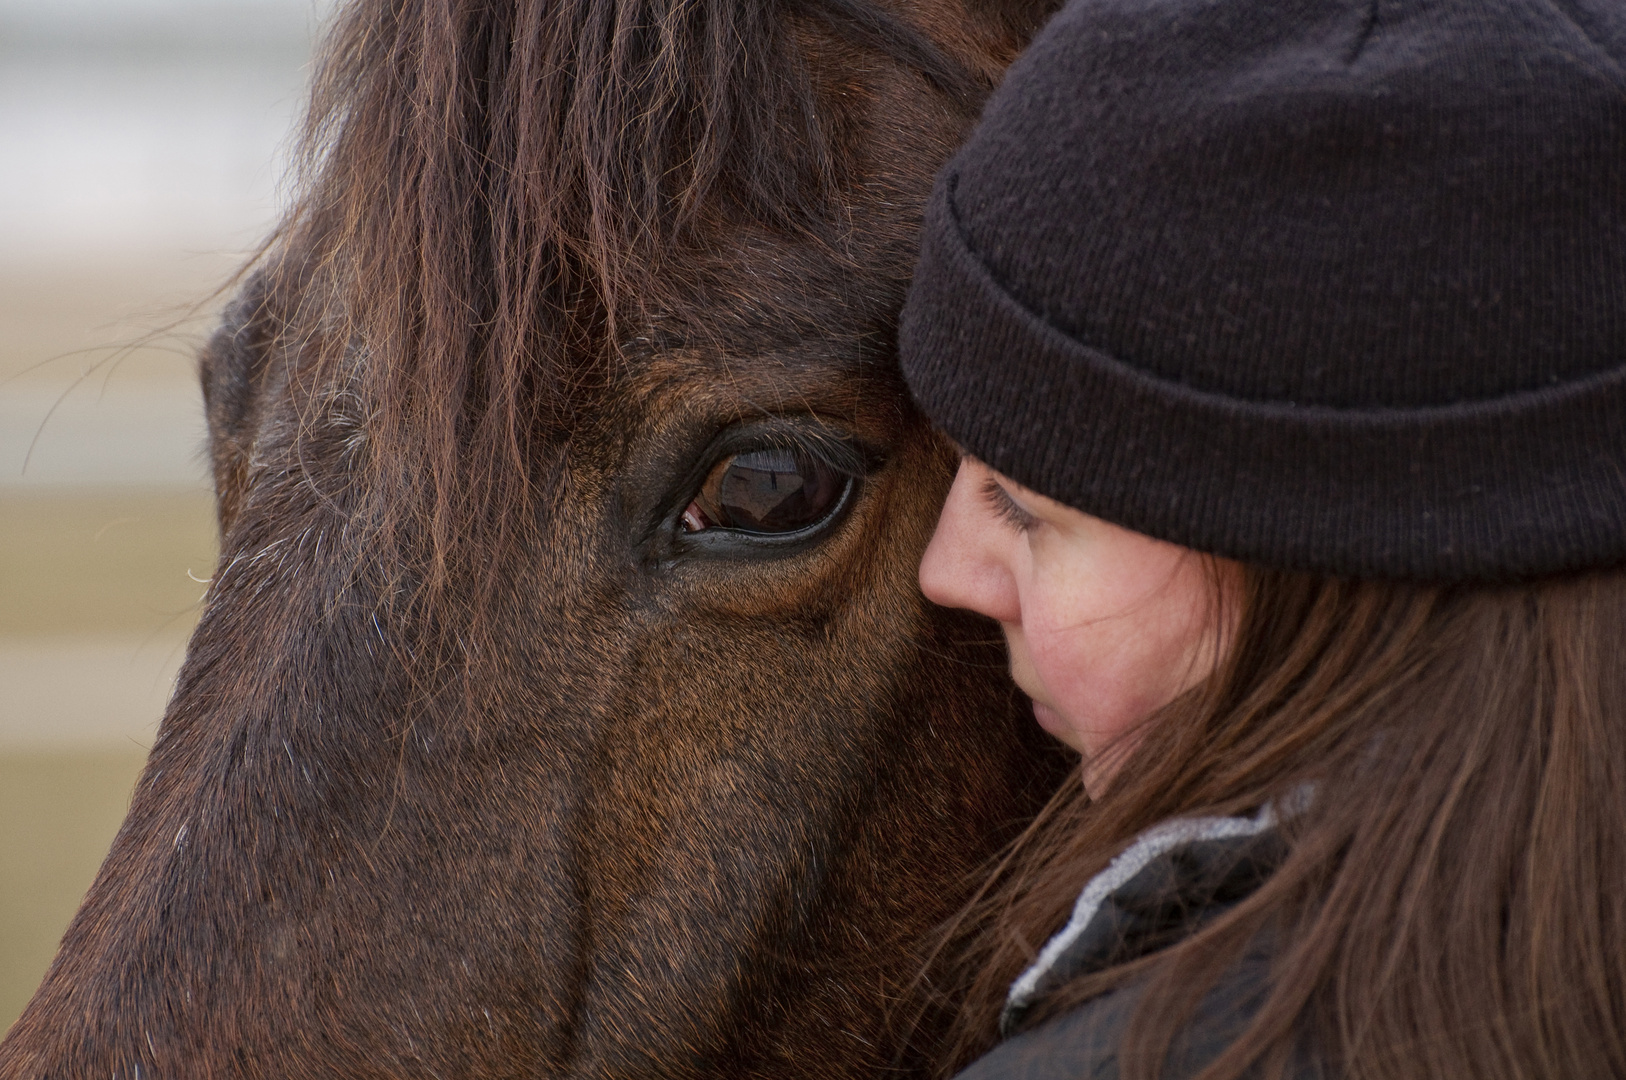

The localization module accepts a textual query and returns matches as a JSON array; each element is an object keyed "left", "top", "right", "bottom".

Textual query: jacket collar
[{"left": 1002, "top": 801, "right": 1288, "bottom": 1036}]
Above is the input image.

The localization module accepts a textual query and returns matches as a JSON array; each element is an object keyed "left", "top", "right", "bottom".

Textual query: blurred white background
[{"left": 0, "top": 0, "right": 329, "bottom": 1031}]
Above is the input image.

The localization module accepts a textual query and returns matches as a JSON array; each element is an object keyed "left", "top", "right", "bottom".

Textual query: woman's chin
[{"left": 1030, "top": 700, "right": 1084, "bottom": 752}]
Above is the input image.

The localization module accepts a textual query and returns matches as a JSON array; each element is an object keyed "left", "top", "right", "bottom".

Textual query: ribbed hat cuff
[{"left": 900, "top": 178, "right": 1626, "bottom": 583}]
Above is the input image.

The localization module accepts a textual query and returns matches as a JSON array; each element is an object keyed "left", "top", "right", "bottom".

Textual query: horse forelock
[{"left": 241, "top": 0, "right": 981, "bottom": 618}]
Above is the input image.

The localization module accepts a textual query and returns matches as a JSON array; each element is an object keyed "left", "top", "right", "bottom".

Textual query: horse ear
[{"left": 199, "top": 271, "right": 277, "bottom": 536}]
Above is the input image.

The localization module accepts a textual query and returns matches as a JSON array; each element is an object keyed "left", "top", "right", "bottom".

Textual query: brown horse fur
[{"left": 0, "top": 1, "right": 1068, "bottom": 1076}]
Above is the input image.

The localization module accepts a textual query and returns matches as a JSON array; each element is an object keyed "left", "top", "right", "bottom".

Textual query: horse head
[{"left": 0, "top": 1, "right": 1066, "bottom": 1076}]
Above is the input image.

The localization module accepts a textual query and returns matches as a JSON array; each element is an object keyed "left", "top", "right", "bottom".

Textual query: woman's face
[{"left": 919, "top": 458, "right": 1233, "bottom": 790}]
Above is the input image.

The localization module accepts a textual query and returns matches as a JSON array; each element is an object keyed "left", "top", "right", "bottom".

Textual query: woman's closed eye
[{"left": 981, "top": 476, "right": 1037, "bottom": 533}]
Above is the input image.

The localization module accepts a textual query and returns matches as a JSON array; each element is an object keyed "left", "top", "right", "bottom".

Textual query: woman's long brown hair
[{"left": 935, "top": 566, "right": 1626, "bottom": 1079}]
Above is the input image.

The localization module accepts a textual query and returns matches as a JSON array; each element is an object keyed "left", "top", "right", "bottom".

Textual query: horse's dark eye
[{"left": 682, "top": 448, "right": 847, "bottom": 535}]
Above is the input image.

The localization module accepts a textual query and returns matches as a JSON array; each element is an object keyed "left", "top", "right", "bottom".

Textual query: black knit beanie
[{"left": 900, "top": 0, "right": 1626, "bottom": 582}]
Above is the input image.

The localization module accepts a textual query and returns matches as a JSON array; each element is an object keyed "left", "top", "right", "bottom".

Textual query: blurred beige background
[{"left": 1, "top": 0, "right": 326, "bottom": 1032}]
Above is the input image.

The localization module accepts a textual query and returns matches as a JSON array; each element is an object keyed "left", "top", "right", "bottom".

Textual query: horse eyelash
[
  {"left": 980, "top": 477, "right": 1036, "bottom": 533},
  {"left": 743, "top": 424, "right": 867, "bottom": 477}
]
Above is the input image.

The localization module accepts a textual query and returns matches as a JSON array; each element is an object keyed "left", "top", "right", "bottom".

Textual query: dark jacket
[{"left": 955, "top": 807, "right": 1318, "bottom": 1080}]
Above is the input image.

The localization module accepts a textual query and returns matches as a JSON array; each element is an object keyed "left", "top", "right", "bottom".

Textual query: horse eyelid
[
  {"left": 785, "top": 427, "right": 865, "bottom": 471},
  {"left": 729, "top": 427, "right": 868, "bottom": 479}
]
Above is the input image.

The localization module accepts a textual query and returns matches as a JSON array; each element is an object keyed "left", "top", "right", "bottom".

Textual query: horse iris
[{"left": 683, "top": 448, "right": 845, "bottom": 534}]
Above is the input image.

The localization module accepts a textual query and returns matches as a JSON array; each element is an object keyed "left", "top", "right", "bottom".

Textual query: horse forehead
[
  {"left": 607, "top": 331, "right": 890, "bottom": 442},
  {"left": 605, "top": 286, "right": 898, "bottom": 411}
]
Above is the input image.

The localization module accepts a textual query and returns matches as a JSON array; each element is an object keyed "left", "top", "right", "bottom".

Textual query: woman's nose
[{"left": 918, "top": 459, "right": 1023, "bottom": 624}]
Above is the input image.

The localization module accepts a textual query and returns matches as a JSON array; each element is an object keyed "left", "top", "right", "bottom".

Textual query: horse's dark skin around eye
[{"left": 0, "top": 1, "right": 1069, "bottom": 1077}]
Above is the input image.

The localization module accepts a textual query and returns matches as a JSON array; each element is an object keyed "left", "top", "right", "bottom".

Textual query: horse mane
[{"left": 226, "top": 0, "right": 983, "bottom": 621}]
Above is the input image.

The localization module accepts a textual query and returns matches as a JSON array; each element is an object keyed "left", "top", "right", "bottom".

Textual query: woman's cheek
[
  {"left": 1023, "top": 621, "right": 1138, "bottom": 751},
  {"left": 1024, "top": 594, "right": 1205, "bottom": 753}
]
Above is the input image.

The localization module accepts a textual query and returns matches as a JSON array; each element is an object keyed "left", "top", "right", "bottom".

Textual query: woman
[{"left": 898, "top": 0, "right": 1626, "bottom": 1077}]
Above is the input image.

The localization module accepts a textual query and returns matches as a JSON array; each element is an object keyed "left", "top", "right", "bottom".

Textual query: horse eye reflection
[{"left": 682, "top": 448, "right": 847, "bottom": 535}]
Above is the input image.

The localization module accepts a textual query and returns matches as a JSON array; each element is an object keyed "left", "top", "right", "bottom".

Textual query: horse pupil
[{"left": 705, "top": 448, "right": 841, "bottom": 533}]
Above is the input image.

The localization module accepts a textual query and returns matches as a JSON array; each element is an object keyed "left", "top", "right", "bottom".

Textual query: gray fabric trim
[{"left": 1002, "top": 802, "right": 1281, "bottom": 1030}]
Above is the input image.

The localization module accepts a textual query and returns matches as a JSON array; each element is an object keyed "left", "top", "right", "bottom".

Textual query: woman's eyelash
[{"left": 980, "top": 477, "right": 1037, "bottom": 532}]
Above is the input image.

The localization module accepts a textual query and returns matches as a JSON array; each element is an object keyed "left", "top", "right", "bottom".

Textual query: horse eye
[{"left": 682, "top": 448, "right": 848, "bottom": 535}]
